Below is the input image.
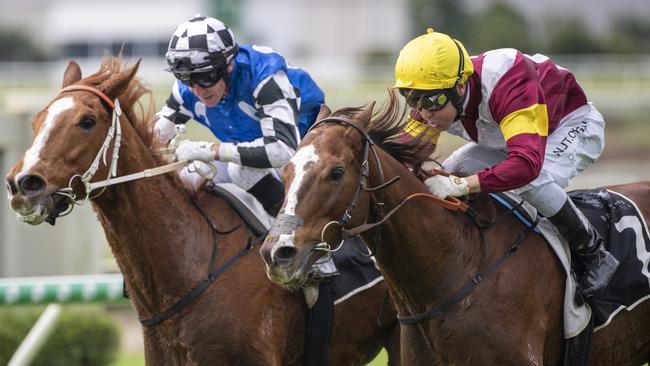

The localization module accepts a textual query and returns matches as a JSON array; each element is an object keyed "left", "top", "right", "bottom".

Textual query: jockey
[
  {"left": 154, "top": 15, "right": 325, "bottom": 215},
  {"left": 393, "top": 28, "right": 619, "bottom": 299}
]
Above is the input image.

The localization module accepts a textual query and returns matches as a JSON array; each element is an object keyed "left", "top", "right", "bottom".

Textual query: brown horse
[
  {"left": 259, "top": 93, "right": 650, "bottom": 365},
  {"left": 4, "top": 57, "right": 400, "bottom": 365}
]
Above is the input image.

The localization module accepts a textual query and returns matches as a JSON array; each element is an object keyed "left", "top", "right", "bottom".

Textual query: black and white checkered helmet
[{"left": 165, "top": 15, "right": 238, "bottom": 74}]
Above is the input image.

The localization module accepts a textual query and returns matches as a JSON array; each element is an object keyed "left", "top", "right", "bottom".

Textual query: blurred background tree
[
  {"left": 606, "top": 16, "right": 650, "bottom": 54},
  {"left": 0, "top": 28, "right": 47, "bottom": 61},
  {"left": 466, "top": 1, "right": 533, "bottom": 53},
  {"left": 406, "top": 0, "right": 650, "bottom": 56},
  {"left": 409, "top": 0, "right": 472, "bottom": 41},
  {"left": 545, "top": 17, "right": 604, "bottom": 54}
]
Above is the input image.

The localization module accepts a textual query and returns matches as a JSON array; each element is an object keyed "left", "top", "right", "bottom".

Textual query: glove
[
  {"left": 153, "top": 116, "right": 177, "bottom": 146},
  {"left": 424, "top": 175, "right": 469, "bottom": 198},
  {"left": 175, "top": 140, "right": 216, "bottom": 163}
]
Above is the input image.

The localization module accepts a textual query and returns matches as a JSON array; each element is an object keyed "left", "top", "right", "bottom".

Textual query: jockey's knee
[{"left": 519, "top": 183, "right": 567, "bottom": 217}]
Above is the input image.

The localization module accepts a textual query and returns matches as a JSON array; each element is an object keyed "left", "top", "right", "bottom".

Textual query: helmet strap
[{"left": 448, "top": 81, "right": 469, "bottom": 121}]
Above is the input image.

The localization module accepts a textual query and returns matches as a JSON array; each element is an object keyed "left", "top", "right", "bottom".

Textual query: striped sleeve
[
  {"left": 155, "top": 81, "right": 193, "bottom": 125},
  {"left": 476, "top": 52, "right": 549, "bottom": 192},
  {"left": 219, "top": 70, "right": 300, "bottom": 168}
]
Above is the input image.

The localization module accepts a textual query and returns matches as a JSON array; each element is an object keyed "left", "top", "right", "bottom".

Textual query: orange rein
[
  {"left": 402, "top": 192, "right": 469, "bottom": 212},
  {"left": 343, "top": 192, "right": 469, "bottom": 238}
]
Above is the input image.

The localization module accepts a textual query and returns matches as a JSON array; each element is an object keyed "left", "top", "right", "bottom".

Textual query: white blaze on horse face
[
  {"left": 19, "top": 97, "right": 75, "bottom": 176},
  {"left": 285, "top": 144, "right": 319, "bottom": 216}
]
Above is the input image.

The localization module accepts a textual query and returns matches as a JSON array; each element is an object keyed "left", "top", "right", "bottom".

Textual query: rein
[
  {"left": 139, "top": 196, "right": 255, "bottom": 327},
  {"left": 310, "top": 116, "right": 536, "bottom": 325}
]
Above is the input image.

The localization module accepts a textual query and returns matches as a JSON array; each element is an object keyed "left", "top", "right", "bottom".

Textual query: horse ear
[
  {"left": 358, "top": 101, "right": 376, "bottom": 128},
  {"left": 102, "top": 59, "right": 141, "bottom": 99},
  {"left": 62, "top": 61, "right": 82, "bottom": 88},
  {"left": 316, "top": 104, "right": 331, "bottom": 121}
]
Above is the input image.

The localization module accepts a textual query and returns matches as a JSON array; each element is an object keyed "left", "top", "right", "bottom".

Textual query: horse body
[
  {"left": 5, "top": 58, "right": 399, "bottom": 365},
  {"left": 260, "top": 98, "right": 650, "bottom": 365}
]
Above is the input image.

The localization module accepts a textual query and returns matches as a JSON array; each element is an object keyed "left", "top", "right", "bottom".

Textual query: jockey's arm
[
  {"left": 217, "top": 70, "right": 300, "bottom": 168},
  {"left": 476, "top": 105, "right": 549, "bottom": 193},
  {"left": 154, "top": 82, "right": 193, "bottom": 144}
]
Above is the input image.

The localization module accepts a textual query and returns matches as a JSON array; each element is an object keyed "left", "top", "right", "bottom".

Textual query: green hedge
[{"left": 0, "top": 306, "right": 120, "bottom": 366}]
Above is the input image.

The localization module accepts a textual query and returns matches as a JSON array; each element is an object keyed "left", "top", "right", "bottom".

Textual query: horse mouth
[
  {"left": 16, "top": 204, "right": 48, "bottom": 225},
  {"left": 11, "top": 191, "right": 70, "bottom": 225},
  {"left": 266, "top": 243, "right": 323, "bottom": 290}
]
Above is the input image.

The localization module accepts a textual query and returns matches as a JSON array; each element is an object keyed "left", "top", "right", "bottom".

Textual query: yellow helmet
[{"left": 394, "top": 29, "right": 474, "bottom": 90}]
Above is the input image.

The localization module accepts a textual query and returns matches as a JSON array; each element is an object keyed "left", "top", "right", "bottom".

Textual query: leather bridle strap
[{"left": 60, "top": 85, "right": 115, "bottom": 109}]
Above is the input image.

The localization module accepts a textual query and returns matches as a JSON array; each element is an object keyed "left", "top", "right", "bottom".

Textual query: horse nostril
[
  {"left": 6, "top": 178, "right": 18, "bottom": 196},
  {"left": 17, "top": 175, "right": 46, "bottom": 195},
  {"left": 273, "top": 246, "right": 298, "bottom": 266}
]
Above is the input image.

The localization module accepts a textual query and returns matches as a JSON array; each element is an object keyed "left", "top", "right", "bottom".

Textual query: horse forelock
[{"left": 80, "top": 56, "right": 157, "bottom": 155}]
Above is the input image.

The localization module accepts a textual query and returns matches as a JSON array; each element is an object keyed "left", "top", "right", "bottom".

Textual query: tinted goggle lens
[
  {"left": 174, "top": 69, "right": 223, "bottom": 88},
  {"left": 401, "top": 90, "right": 449, "bottom": 111}
]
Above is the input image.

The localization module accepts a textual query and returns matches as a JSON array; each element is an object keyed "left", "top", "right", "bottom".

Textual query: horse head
[
  {"left": 5, "top": 58, "right": 148, "bottom": 225},
  {"left": 260, "top": 90, "right": 430, "bottom": 288}
]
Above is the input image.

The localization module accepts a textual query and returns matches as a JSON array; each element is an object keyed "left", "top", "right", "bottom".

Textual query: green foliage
[
  {"left": 208, "top": 0, "right": 240, "bottom": 29},
  {"left": 0, "top": 306, "right": 120, "bottom": 366},
  {"left": 409, "top": 0, "right": 472, "bottom": 40},
  {"left": 408, "top": 0, "right": 532, "bottom": 54},
  {"left": 468, "top": 1, "right": 533, "bottom": 53},
  {"left": 546, "top": 17, "right": 603, "bottom": 54},
  {"left": 0, "top": 28, "right": 47, "bottom": 61},
  {"left": 607, "top": 17, "right": 650, "bottom": 53}
]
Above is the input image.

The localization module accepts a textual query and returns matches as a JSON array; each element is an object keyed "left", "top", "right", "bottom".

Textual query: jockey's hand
[
  {"left": 175, "top": 140, "right": 217, "bottom": 163},
  {"left": 424, "top": 174, "right": 470, "bottom": 198}
]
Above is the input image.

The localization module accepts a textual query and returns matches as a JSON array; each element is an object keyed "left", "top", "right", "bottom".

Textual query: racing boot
[{"left": 548, "top": 197, "right": 619, "bottom": 298}]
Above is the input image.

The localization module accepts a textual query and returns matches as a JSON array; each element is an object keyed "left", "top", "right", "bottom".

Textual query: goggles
[
  {"left": 400, "top": 89, "right": 450, "bottom": 111},
  {"left": 174, "top": 68, "right": 225, "bottom": 88}
]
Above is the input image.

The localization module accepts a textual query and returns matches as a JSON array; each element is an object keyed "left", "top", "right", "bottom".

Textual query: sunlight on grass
[
  {"left": 367, "top": 348, "right": 389, "bottom": 365},
  {"left": 111, "top": 352, "right": 145, "bottom": 366}
]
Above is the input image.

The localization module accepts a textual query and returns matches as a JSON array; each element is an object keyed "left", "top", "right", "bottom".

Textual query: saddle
[{"left": 466, "top": 187, "right": 650, "bottom": 365}]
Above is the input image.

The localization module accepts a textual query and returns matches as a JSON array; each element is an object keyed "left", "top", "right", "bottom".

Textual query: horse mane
[
  {"left": 329, "top": 89, "right": 435, "bottom": 167},
  {"left": 80, "top": 56, "right": 192, "bottom": 193}
]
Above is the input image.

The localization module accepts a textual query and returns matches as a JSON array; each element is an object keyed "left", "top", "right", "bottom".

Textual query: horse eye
[
  {"left": 78, "top": 115, "right": 96, "bottom": 129},
  {"left": 329, "top": 167, "right": 345, "bottom": 181}
]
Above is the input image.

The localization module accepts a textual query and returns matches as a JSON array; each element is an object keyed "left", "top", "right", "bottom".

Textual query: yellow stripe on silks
[
  {"left": 500, "top": 104, "right": 549, "bottom": 142},
  {"left": 403, "top": 117, "right": 441, "bottom": 144}
]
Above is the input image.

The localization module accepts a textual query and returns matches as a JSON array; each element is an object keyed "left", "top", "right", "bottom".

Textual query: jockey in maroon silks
[{"left": 394, "top": 28, "right": 619, "bottom": 299}]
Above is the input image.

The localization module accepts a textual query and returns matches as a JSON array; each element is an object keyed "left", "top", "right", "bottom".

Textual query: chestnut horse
[
  {"left": 4, "top": 57, "right": 400, "bottom": 365},
  {"left": 260, "top": 93, "right": 650, "bottom": 365}
]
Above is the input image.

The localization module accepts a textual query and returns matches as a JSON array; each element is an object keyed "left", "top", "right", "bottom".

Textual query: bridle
[
  {"left": 49, "top": 85, "right": 190, "bottom": 220},
  {"left": 307, "top": 116, "right": 398, "bottom": 257},
  {"left": 47, "top": 84, "right": 255, "bottom": 326},
  {"left": 308, "top": 116, "right": 467, "bottom": 258}
]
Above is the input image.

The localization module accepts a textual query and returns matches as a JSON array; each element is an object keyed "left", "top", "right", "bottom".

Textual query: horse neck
[
  {"left": 367, "top": 151, "right": 484, "bottom": 306},
  {"left": 90, "top": 120, "right": 215, "bottom": 316}
]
